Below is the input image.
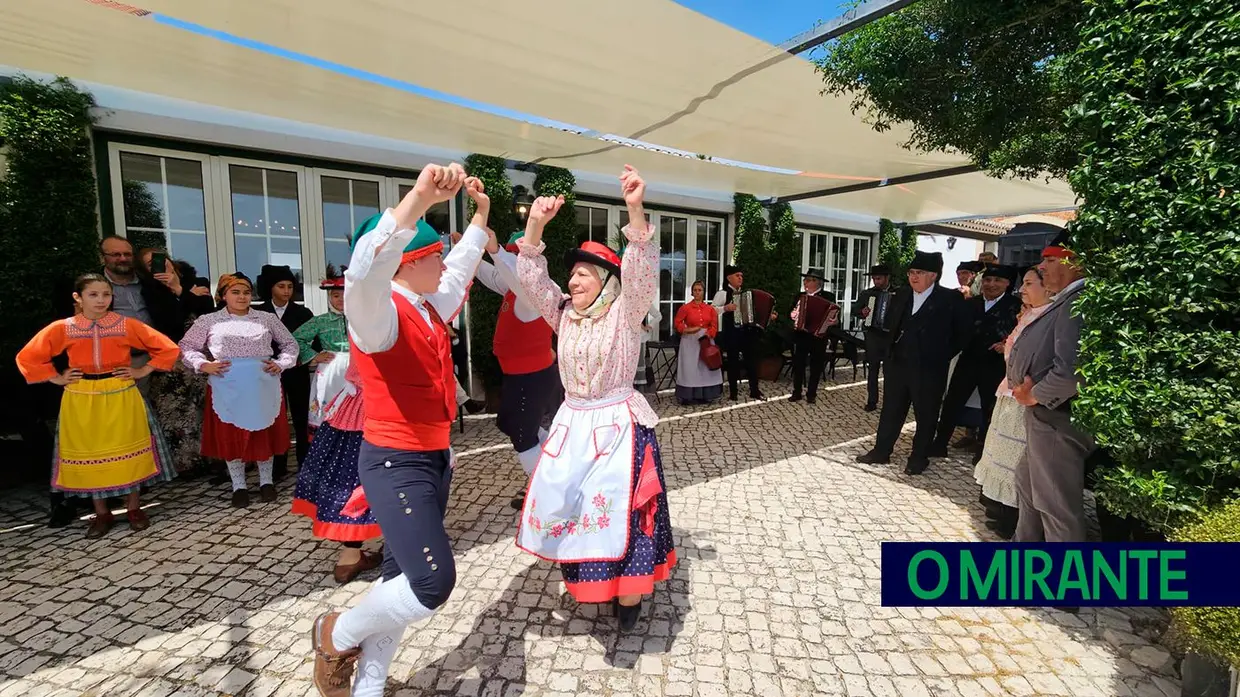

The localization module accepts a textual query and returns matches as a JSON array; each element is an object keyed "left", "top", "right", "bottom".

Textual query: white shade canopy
[{"left": 0, "top": 0, "right": 1077, "bottom": 223}]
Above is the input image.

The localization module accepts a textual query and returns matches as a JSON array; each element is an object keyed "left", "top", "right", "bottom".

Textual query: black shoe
[
  {"left": 951, "top": 435, "right": 980, "bottom": 449},
  {"left": 789, "top": 393, "right": 802, "bottom": 403},
  {"left": 855, "top": 450, "right": 890, "bottom": 465},
  {"left": 985, "top": 519, "right": 1015, "bottom": 540},
  {"left": 971, "top": 450, "right": 984, "bottom": 466},
  {"left": 48, "top": 501, "right": 77, "bottom": 528},
  {"left": 231, "top": 489, "right": 250, "bottom": 508},
  {"left": 729, "top": 391, "right": 739, "bottom": 402},
  {"left": 904, "top": 457, "right": 930, "bottom": 475},
  {"left": 863, "top": 403, "right": 877, "bottom": 412},
  {"left": 926, "top": 446, "right": 949, "bottom": 458},
  {"left": 615, "top": 600, "right": 642, "bottom": 631},
  {"left": 806, "top": 395, "right": 816, "bottom": 404},
  {"left": 464, "top": 399, "right": 486, "bottom": 415},
  {"left": 510, "top": 490, "right": 526, "bottom": 510},
  {"left": 751, "top": 392, "right": 764, "bottom": 401},
  {"left": 259, "top": 484, "right": 277, "bottom": 503}
]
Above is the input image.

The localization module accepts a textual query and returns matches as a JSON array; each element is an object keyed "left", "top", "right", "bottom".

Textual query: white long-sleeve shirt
[
  {"left": 474, "top": 248, "right": 541, "bottom": 323},
  {"left": 344, "top": 209, "right": 487, "bottom": 354}
]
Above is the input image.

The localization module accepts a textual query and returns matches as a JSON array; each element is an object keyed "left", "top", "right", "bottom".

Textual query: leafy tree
[{"left": 815, "top": 0, "right": 1083, "bottom": 179}]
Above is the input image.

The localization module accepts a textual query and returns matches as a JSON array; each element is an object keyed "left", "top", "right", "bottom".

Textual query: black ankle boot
[{"left": 615, "top": 599, "right": 642, "bottom": 631}]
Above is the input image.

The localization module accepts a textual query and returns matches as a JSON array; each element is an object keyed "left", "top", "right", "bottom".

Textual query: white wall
[{"left": 917, "top": 232, "right": 985, "bottom": 285}]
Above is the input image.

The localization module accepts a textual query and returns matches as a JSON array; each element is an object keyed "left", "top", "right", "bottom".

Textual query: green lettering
[
  {"left": 1159, "top": 550, "right": 1188, "bottom": 600},
  {"left": 1130, "top": 550, "right": 1158, "bottom": 599},
  {"left": 1092, "top": 550, "right": 1127, "bottom": 600},
  {"left": 1058, "top": 550, "right": 1090, "bottom": 601},
  {"left": 908, "top": 551, "right": 949, "bottom": 600},
  {"left": 1010, "top": 548, "right": 1019, "bottom": 599},
  {"left": 1023, "top": 550, "right": 1054, "bottom": 600},
  {"left": 962, "top": 550, "right": 1005, "bottom": 600}
]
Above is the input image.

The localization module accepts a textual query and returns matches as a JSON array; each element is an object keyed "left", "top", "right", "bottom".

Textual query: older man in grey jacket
[{"left": 1007, "top": 235, "right": 1094, "bottom": 542}]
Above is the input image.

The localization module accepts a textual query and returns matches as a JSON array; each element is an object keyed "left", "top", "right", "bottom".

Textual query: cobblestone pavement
[{"left": 1, "top": 376, "right": 1181, "bottom": 697}]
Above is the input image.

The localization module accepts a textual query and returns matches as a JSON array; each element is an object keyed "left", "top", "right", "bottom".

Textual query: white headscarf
[{"left": 565, "top": 264, "right": 621, "bottom": 321}]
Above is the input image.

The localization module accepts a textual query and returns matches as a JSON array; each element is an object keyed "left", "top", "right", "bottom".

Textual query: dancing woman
[{"left": 514, "top": 165, "right": 676, "bottom": 630}]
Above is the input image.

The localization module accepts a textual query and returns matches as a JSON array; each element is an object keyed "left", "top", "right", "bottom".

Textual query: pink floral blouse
[
  {"left": 516, "top": 223, "right": 659, "bottom": 427},
  {"left": 179, "top": 308, "right": 299, "bottom": 373},
  {"left": 997, "top": 303, "right": 1050, "bottom": 397}
]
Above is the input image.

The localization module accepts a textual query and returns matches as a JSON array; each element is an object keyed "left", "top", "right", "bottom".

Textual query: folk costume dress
[
  {"left": 672, "top": 300, "right": 722, "bottom": 404},
  {"left": 291, "top": 277, "right": 381, "bottom": 543},
  {"left": 473, "top": 231, "right": 563, "bottom": 476},
  {"left": 314, "top": 214, "right": 487, "bottom": 697},
  {"left": 973, "top": 302, "right": 1050, "bottom": 508},
  {"left": 179, "top": 305, "right": 298, "bottom": 475},
  {"left": 16, "top": 313, "right": 180, "bottom": 499},
  {"left": 514, "top": 228, "right": 677, "bottom": 604}
]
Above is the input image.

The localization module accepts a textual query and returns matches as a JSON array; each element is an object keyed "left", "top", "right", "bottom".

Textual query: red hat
[
  {"left": 1042, "top": 229, "right": 1077, "bottom": 259},
  {"left": 564, "top": 240, "right": 622, "bottom": 280},
  {"left": 319, "top": 263, "right": 345, "bottom": 290}
]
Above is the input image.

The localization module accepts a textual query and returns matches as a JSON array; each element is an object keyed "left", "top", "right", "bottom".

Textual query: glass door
[
  {"left": 224, "top": 162, "right": 308, "bottom": 301},
  {"left": 318, "top": 173, "right": 382, "bottom": 273},
  {"left": 694, "top": 218, "right": 724, "bottom": 306},
  {"left": 657, "top": 214, "right": 689, "bottom": 339}
]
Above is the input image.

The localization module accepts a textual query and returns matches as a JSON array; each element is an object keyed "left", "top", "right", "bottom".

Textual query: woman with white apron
[
  {"left": 179, "top": 273, "right": 299, "bottom": 508},
  {"left": 514, "top": 166, "right": 675, "bottom": 631},
  {"left": 290, "top": 267, "right": 383, "bottom": 583}
]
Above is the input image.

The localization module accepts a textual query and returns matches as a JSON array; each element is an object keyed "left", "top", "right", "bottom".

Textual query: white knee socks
[
  {"left": 226, "top": 460, "right": 247, "bottom": 491},
  {"left": 351, "top": 626, "right": 407, "bottom": 697},
  {"left": 517, "top": 427, "right": 550, "bottom": 476},
  {"left": 331, "top": 574, "right": 435, "bottom": 653},
  {"left": 226, "top": 459, "right": 274, "bottom": 489},
  {"left": 257, "top": 458, "right": 274, "bottom": 487}
]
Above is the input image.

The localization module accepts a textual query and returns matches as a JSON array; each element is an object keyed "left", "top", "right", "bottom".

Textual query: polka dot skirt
[{"left": 291, "top": 422, "right": 381, "bottom": 542}]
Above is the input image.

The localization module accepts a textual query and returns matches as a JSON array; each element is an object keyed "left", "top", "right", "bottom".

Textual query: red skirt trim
[
  {"left": 290, "top": 498, "right": 383, "bottom": 543},
  {"left": 562, "top": 549, "right": 678, "bottom": 604},
  {"left": 200, "top": 385, "right": 290, "bottom": 462}
]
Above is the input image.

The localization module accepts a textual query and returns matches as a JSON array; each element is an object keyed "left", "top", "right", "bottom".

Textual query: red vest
[
  {"left": 493, "top": 291, "right": 555, "bottom": 375},
  {"left": 352, "top": 292, "right": 456, "bottom": 451}
]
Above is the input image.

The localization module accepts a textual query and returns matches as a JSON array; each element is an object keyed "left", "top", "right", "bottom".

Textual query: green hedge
[
  {"left": 0, "top": 76, "right": 100, "bottom": 365},
  {"left": 1170, "top": 498, "right": 1240, "bottom": 666},
  {"left": 731, "top": 194, "right": 801, "bottom": 356},
  {"left": 532, "top": 165, "right": 576, "bottom": 285},
  {"left": 877, "top": 218, "right": 917, "bottom": 287},
  {"left": 463, "top": 154, "right": 515, "bottom": 391},
  {"left": 1067, "top": 0, "right": 1240, "bottom": 530}
]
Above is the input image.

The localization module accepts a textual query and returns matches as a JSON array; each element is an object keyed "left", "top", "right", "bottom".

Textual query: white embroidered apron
[
  {"left": 517, "top": 390, "right": 635, "bottom": 563},
  {"left": 208, "top": 357, "right": 282, "bottom": 432},
  {"left": 309, "top": 351, "right": 351, "bottom": 428}
]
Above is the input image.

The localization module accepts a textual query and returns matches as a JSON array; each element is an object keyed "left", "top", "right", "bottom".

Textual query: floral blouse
[
  {"left": 516, "top": 223, "right": 659, "bottom": 427},
  {"left": 178, "top": 307, "right": 298, "bottom": 373}
]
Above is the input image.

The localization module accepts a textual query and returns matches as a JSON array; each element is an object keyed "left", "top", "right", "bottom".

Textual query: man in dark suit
[
  {"left": 787, "top": 268, "right": 836, "bottom": 404},
  {"left": 930, "top": 265, "right": 1022, "bottom": 462},
  {"left": 856, "top": 251, "right": 972, "bottom": 475},
  {"left": 853, "top": 264, "right": 893, "bottom": 411},
  {"left": 711, "top": 265, "right": 764, "bottom": 401},
  {"left": 255, "top": 264, "right": 314, "bottom": 479}
]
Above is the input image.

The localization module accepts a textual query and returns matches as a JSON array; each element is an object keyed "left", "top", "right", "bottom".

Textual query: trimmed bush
[
  {"left": 0, "top": 76, "right": 99, "bottom": 366},
  {"left": 531, "top": 165, "right": 576, "bottom": 285},
  {"left": 1067, "top": 0, "right": 1240, "bottom": 530},
  {"left": 1170, "top": 498, "right": 1240, "bottom": 666},
  {"left": 731, "top": 195, "right": 801, "bottom": 356}
]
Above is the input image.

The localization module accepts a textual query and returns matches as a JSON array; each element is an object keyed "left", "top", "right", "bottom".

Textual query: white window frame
[
  {"left": 800, "top": 228, "right": 876, "bottom": 328},
  {"left": 307, "top": 169, "right": 387, "bottom": 312}
]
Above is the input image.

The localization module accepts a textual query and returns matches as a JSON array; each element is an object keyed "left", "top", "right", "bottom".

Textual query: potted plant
[{"left": 1170, "top": 498, "right": 1240, "bottom": 697}]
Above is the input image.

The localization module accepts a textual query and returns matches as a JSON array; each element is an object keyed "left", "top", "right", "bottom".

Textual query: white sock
[
  {"left": 226, "top": 460, "right": 247, "bottom": 491},
  {"left": 331, "top": 574, "right": 435, "bottom": 652},
  {"left": 351, "top": 626, "right": 406, "bottom": 697},
  {"left": 517, "top": 445, "right": 541, "bottom": 477},
  {"left": 538, "top": 426, "right": 549, "bottom": 442},
  {"left": 257, "top": 458, "right": 274, "bottom": 487}
]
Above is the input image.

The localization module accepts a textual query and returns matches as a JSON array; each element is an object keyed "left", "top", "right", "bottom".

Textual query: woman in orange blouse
[
  {"left": 15, "top": 274, "right": 181, "bottom": 539},
  {"left": 673, "top": 280, "right": 723, "bottom": 405}
]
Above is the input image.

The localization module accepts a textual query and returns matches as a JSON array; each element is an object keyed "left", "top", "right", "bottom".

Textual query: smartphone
[{"left": 149, "top": 252, "right": 167, "bottom": 274}]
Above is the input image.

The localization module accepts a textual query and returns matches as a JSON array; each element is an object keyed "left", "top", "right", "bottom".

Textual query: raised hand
[
  {"left": 413, "top": 163, "right": 467, "bottom": 205},
  {"left": 620, "top": 165, "right": 645, "bottom": 208},
  {"left": 528, "top": 196, "right": 565, "bottom": 230},
  {"left": 464, "top": 177, "right": 489, "bottom": 210}
]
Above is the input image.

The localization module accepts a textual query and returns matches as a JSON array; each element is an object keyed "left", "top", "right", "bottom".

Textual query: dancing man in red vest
[
  {"left": 310, "top": 162, "right": 493, "bottom": 697},
  {"left": 473, "top": 229, "right": 564, "bottom": 509}
]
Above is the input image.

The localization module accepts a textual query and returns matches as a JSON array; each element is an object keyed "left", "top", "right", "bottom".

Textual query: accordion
[
  {"left": 864, "top": 290, "right": 892, "bottom": 330},
  {"left": 735, "top": 289, "right": 774, "bottom": 328},
  {"left": 794, "top": 294, "right": 840, "bottom": 338}
]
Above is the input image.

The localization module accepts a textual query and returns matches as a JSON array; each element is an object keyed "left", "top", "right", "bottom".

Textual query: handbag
[{"left": 699, "top": 335, "right": 723, "bottom": 371}]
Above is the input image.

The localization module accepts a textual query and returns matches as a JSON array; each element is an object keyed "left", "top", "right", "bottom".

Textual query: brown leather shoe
[
  {"left": 311, "top": 612, "right": 360, "bottom": 696},
  {"left": 333, "top": 550, "right": 382, "bottom": 584},
  {"left": 85, "top": 513, "right": 114, "bottom": 539},
  {"left": 127, "top": 508, "right": 150, "bottom": 532}
]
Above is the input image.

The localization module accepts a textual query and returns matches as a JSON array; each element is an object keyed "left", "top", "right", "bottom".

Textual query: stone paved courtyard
[{"left": 0, "top": 376, "right": 1182, "bottom": 697}]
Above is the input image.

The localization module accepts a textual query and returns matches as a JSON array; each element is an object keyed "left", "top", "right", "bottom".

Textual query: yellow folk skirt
[{"left": 54, "top": 376, "right": 172, "bottom": 497}]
